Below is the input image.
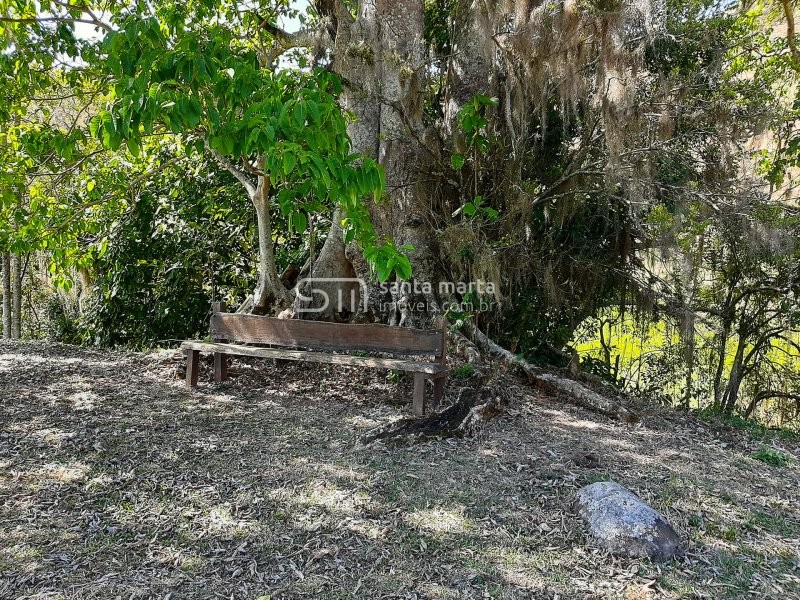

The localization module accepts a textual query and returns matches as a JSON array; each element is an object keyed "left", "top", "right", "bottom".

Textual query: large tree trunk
[
  {"left": 324, "top": 0, "right": 443, "bottom": 327},
  {"left": 1, "top": 252, "right": 10, "bottom": 339},
  {"left": 11, "top": 253, "right": 21, "bottom": 339},
  {"left": 296, "top": 210, "right": 362, "bottom": 321}
]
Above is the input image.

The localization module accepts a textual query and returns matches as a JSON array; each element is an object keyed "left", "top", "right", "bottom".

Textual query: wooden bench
[{"left": 181, "top": 302, "right": 448, "bottom": 416}]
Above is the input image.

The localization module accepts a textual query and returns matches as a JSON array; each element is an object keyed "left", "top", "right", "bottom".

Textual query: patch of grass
[
  {"left": 386, "top": 369, "right": 405, "bottom": 384},
  {"left": 747, "top": 511, "right": 800, "bottom": 536},
  {"left": 697, "top": 407, "right": 800, "bottom": 441},
  {"left": 722, "top": 526, "right": 738, "bottom": 541},
  {"left": 687, "top": 514, "right": 703, "bottom": 528},
  {"left": 452, "top": 364, "right": 476, "bottom": 379},
  {"left": 751, "top": 447, "right": 795, "bottom": 467},
  {"left": 179, "top": 556, "right": 204, "bottom": 574},
  {"left": 582, "top": 471, "right": 614, "bottom": 485},
  {"left": 713, "top": 553, "right": 756, "bottom": 597}
]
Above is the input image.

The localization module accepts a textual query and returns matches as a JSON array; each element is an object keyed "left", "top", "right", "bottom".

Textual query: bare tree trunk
[
  {"left": 11, "top": 253, "right": 21, "bottom": 339},
  {"left": 334, "top": 0, "right": 442, "bottom": 327},
  {"left": 251, "top": 174, "right": 290, "bottom": 315},
  {"left": 1, "top": 252, "right": 10, "bottom": 339},
  {"left": 297, "top": 210, "right": 362, "bottom": 321},
  {"left": 721, "top": 323, "right": 748, "bottom": 415},
  {"left": 712, "top": 316, "right": 731, "bottom": 410}
]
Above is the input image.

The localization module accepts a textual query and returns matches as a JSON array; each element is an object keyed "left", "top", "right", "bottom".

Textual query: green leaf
[
  {"left": 395, "top": 256, "right": 412, "bottom": 280},
  {"left": 283, "top": 151, "right": 296, "bottom": 176},
  {"left": 451, "top": 153, "right": 465, "bottom": 170},
  {"left": 126, "top": 137, "right": 140, "bottom": 157},
  {"left": 293, "top": 211, "right": 308, "bottom": 234}
]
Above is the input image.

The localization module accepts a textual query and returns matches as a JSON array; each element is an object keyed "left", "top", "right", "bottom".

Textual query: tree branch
[
  {"left": 744, "top": 390, "right": 800, "bottom": 418},
  {"left": 0, "top": 15, "right": 110, "bottom": 31},
  {"left": 260, "top": 20, "right": 320, "bottom": 49},
  {"left": 464, "top": 322, "right": 639, "bottom": 423},
  {"left": 314, "top": 0, "right": 354, "bottom": 27},
  {"left": 208, "top": 147, "right": 257, "bottom": 197},
  {"left": 781, "top": 0, "right": 800, "bottom": 68}
]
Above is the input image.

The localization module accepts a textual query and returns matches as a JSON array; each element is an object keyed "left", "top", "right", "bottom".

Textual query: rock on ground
[{"left": 576, "top": 481, "right": 683, "bottom": 562}]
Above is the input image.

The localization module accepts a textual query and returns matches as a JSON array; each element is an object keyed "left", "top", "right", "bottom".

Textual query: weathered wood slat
[
  {"left": 210, "top": 313, "right": 443, "bottom": 356},
  {"left": 181, "top": 341, "right": 448, "bottom": 374},
  {"left": 413, "top": 372, "right": 426, "bottom": 416},
  {"left": 185, "top": 348, "right": 200, "bottom": 388}
]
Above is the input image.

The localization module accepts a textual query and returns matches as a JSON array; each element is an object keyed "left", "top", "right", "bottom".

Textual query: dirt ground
[{"left": 1, "top": 340, "right": 799, "bottom": 599}]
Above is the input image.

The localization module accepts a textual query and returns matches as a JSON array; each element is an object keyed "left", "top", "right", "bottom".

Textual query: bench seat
[{"left": 181, "top": 340, "right": 449, "bottom": 375}]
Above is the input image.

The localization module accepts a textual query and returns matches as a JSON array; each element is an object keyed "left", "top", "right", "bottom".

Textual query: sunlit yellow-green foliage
[{"left": 573, "top": 309, "right": 800, "bottom": 425}]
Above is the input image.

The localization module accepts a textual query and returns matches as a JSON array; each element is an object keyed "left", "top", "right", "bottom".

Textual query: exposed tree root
[
  {"left": 360, "top": 324, "right": 639, "bottom": 445},
  {"left": 359, "top": 376, "right": 515, "bottom": 447},
  {"left": 451, "top": 330, "right": 483, "bottom": 364},
  {"left": 465, "top": 322, "right": 640, "bottom": 424}
]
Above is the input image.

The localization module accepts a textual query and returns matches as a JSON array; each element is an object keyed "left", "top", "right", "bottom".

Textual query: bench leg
[
  {"left": 413, "top": 372, "right": 426, "bottom": 417},
  {"left": 186, "top": 349, "right": 200, "bottom": 388},
  {"left": 433, "top": 376, "right": 445, "bottom": 410},
  {"left": 213, "top": 352, "right": 228, "bottom": 382}
]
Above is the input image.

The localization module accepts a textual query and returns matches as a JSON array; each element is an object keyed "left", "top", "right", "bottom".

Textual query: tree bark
[
  {"left": 296, "top": 210, "right": 362, "bottom": 321},
  {"left": 251, "top": 173, "right": 290, "bottom": 315},
  {"left": 712, "top": 312, "right": 732, "bottom": 410},
  {"left": 721, "top": 321, "right": 748, "bottom": 415},
  {"left": 1, "top": 252, "right": 10, "bottom": 339},
  {"left": 11, "top": 253, "right": 21, "bottom": 339},
  {"left": 328, "top": 0, "right": 443, "bottom": 327}
]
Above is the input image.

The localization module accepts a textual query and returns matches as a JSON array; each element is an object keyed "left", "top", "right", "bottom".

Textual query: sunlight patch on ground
[
  {"left": 406, "top": 507, "right": 473, "bottom": 535},
  {"left": 0, "top": 353, "right": 119, "bottom": 370},
  {"left": 0, "top": 543, "right": 42, "bottom": 575},
  {"left": 271, "top": 480, "right": 373, "bottom": 519},
  {"left": 289, "top": 459, "right": 369, "bottom": 483},
  {"left": 68, "top": 390, "right": 99, "bottom": 411},
  {"left": 344, "top": 414, "right": 383, "bottom": 429},
  {"left": 26, "top": 427, "right": 76, "bottom": 446},
  {"left": 10, "top": 461, "right": 90, "bottom": 485},
  {"left": 43, "top": 462, "right": 89, "bottom": 483}
]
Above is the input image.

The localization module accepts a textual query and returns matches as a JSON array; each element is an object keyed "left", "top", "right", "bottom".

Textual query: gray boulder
[{"left": 576, "top": 481, "right": 682, "bottom": 562}]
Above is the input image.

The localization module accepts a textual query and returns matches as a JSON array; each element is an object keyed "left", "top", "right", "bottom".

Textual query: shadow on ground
[{"left": 1, "top": 341, "right": 798, "bottom": 599}]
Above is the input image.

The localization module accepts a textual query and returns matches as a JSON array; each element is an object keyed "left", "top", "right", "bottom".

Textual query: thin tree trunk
[
  {"left": 251, "top": 173, "right": 290, "bottom": 315},
  {"left": 712, "top": 316, "right": 731, "bottom": 410},
  {"left": 1, "top": 252, "right": 10, "bottom": 339},
  {"left": 721, "top": 323, "right": 748, "bottom": 415},
  {"left": 11, "top": 253, "right": 21, "bottom": 339}
]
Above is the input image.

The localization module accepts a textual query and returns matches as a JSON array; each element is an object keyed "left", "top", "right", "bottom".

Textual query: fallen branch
[{"left": 464, "top": 322, "right": 639, "bottom": 423}]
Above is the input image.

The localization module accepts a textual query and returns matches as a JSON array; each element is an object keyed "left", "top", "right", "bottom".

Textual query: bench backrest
[{"left": 210, "top": 306, "right": 446, "bottom": 360}]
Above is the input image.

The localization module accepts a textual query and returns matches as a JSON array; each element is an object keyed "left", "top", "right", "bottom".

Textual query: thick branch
[
  {"left": 313, "top": 0, "right": 354, "bottom": 26},
  {"left": 744, "top": 390, "right": 800, "bottom": 418},
  {"left": 464, "top": 322, "right": 639, "bottom": 423},
  {"left": 260, "top": 20, "right": 321, "bottom": 49}
]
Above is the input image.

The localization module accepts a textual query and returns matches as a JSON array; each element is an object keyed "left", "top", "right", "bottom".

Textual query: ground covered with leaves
[{"left": 1, "top": 341, "right": 799, "bottom": 599}]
